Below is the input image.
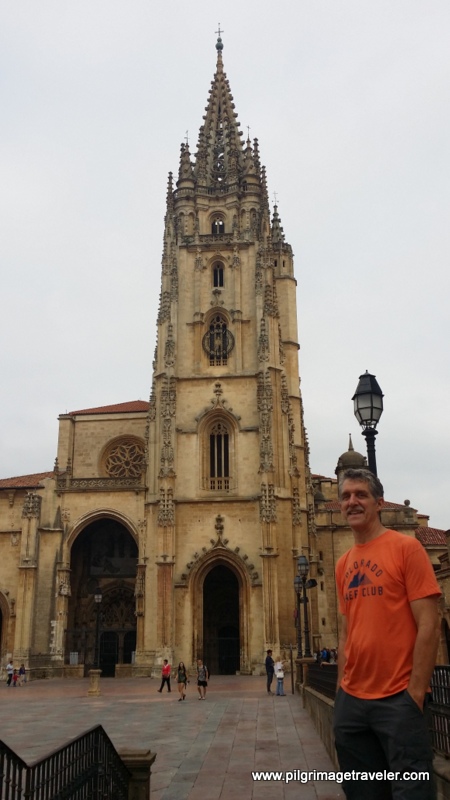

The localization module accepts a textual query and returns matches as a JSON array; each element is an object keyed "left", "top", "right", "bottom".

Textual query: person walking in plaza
[
  {"left": 19, "top": 663, "right": 26, "bottom": 685},
  {"left": 333, "top": 467, "right": 441, "bottom": 800},
  {"left": 5, "top": 660, "right": 14, "bottom": 687},
  {"left": 196, "top": 658, "right": 209, "bottom": 700},
  {"left": 157, "top": 659, "right": 171, "bottom": 693},
  {"left": 177, "top": 661, "right": 188, "bottom": 701},
  {"left": 12, "top": 669, "right": 19, "bottom": 687},
  {"left": 265, "top": 649, "right": 274, "bottom": 694},
  {"left": 274, "top": 656, "right": 286, "bottom": 696}
]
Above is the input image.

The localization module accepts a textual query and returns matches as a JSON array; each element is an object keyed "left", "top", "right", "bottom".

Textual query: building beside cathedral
[{"left": 0, "top": 38, "right": 448, "bottom": 678}]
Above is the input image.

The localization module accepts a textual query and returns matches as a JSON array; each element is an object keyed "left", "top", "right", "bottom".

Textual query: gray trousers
[{"left": 333, "top": 688, "right": 435, "bottom": 800}]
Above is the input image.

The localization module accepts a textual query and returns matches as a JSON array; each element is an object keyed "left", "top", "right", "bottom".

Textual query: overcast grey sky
[{"left": 1, "top": 1, "right": 449, "bottom": 528}]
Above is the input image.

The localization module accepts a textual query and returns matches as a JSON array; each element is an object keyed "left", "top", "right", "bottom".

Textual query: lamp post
[
  {"left": 94, "top": 586, "right": 102, "bottom": 670},
  {"left": 297, "top": 556, "right": 317, "bottom": 658},
  {"left": 352, "top": 371, "right": 384, "bottom": 477},
  {"left": 293, "top": 575, "right": 303, "bottom": 658}
]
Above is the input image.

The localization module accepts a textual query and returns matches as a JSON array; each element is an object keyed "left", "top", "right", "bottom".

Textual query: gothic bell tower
[{"left": 142, "top": 35, "right": 312, "bottom": 674}]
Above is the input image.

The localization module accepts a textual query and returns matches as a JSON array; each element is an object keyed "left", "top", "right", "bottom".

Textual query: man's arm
[
  {"left": 407, "top": 596, "right": 440, "bottom": 710},
  {"left": 336, "top": 614, "right": 347, "bottom": 690}
]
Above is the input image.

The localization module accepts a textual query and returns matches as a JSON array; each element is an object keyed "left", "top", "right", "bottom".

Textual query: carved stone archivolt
[
  {"left": 197, "top": 382, "right": 240, "bottom": 423},
  {"left": 180, "top": 513, "right": 259, "bottom": 584}
]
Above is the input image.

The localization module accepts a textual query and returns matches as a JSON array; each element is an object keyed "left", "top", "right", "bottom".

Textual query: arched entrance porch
[
  {"left": 66, "top": 517, "right": 138, "bottom": 676},
  {"left": 191, "top": 553, "right": 251, "bottom": 675},
  {"left": 204, "top": 566, "right": 239, "bottom": 674}
]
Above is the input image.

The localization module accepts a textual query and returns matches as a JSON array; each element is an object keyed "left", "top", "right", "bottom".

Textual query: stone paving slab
[{"left": 0, "top": 675, "right": 344, "bottom": 799}]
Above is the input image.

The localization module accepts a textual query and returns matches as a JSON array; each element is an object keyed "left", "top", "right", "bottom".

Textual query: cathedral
[{"left": 0, "top": 37, "right": 447, "bottom": 678}]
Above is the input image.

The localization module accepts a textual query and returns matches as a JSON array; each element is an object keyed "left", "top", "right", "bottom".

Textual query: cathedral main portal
[{"left": 203, "top": 565, "right": 240, "bottom": 675}]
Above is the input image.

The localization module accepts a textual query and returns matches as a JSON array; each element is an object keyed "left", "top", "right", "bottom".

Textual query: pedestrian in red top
[{"left": 157, "top": 659, "right": 171, "bottom": 693}]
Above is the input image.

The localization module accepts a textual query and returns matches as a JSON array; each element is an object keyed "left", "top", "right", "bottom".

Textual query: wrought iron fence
[
  {"left": 430, "top": 665, "right": 450, "bottom": 757},
  {"left": 305, "top": 662, "right": 338, "bottom": 700},
  {"left": 304, "top": 662, "right": 450, "bottom": 758},
  {"left": 0, "top": 725, "right": 130, "bottom": 799}
]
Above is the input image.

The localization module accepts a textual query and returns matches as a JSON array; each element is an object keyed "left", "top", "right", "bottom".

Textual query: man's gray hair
[{"left": 338, "top": 468, "right": 384, "bottom": 501}]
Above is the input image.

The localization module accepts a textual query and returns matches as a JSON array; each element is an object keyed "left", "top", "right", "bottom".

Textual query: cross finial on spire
[
  {"left": 185, "top": 130, "right": 189, "bottom": 146},
  {"left": 247, "top": 125, "right": 251, "bottom": 141},
  {"left": 273, "top": 191, "right": 278, "bottom": 206},
  {"left": 215, "top": 24, "right": 224, "bottom": 53}
]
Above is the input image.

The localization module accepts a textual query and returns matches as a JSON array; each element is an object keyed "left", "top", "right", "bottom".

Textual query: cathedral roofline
[
  {"left": 0, "top": 471, "right": 54, "bottom": 489},
  {"left": 65, "top": 400, "right": 150, "bottom": 416}
]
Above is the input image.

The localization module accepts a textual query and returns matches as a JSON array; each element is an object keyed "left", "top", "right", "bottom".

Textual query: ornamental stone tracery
[{"left": 104, "top": 438, "right": 146, "bottom": 480}]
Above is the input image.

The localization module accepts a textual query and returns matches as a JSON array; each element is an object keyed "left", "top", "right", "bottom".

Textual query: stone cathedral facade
[
  {"left": 1, "top": 39, "right": 445, "bottom": 679},
  {"left": 0, "top": 38, "right": 314, "bottom": 678}
]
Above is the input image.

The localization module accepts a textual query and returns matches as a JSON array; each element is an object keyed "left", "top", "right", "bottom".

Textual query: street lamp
[
  {"left": 297, "top": 556, "right": 317, "bottom": 658},
  {"left": 94, "top": 587, "right": 102, "bottom": 670},
  {"left": 293, "top": 574, "right": 303, "bottom": 658},
  {"left": 352, "top": 371, "right": 384, "bottom": 477}
]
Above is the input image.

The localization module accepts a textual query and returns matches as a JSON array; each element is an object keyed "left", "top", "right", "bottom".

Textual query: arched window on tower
[
  {"left": 209, "top": 420, "right": 230, "bottom": 491},
  {"left": 202, "top": 314, "right": 234, "bottom": 366},
  {"left": 212, "top": 219, "right": 225, "bottom": 235},
  {"left": 213, "top": 262, "right": 224, "bottom": 288}
]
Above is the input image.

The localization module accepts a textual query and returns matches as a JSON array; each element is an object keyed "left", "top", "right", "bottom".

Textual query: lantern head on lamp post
[{"left": 352, "top": 371, "right": 384, "bottom": 477}]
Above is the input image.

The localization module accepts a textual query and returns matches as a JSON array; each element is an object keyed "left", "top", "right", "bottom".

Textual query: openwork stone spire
[{"left": 193, "top": 36, "right": 246, "bottom": 190}]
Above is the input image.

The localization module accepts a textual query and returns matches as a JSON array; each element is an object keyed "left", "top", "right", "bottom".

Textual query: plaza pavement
[{"left": 1, "top": 674, "right": 343, "bottom": 799}]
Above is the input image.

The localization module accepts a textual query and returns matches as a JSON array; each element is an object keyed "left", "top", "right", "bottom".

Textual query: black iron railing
[
  {"left": 0, "top": 725, "right": 130, "bottom": 799},
  {"left": 304, "top": 662, "right": 450, "bottom": 758},
  {"left": 305, "top": 662, "right": 338, "bottom": 700},
  {"left": 430, "top": 665, "right": 450, "bottom": 757}
]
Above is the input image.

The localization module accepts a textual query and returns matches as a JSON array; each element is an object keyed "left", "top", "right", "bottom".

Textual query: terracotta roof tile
[
  {"left": 415, "top": 527, "right": 447, "bottom": 546},
  {"left": 0, "top": 472, "right": 54, "bottom": 489},
  {"left": 68, "top": 400, "right": 150, "bottom": 416}
]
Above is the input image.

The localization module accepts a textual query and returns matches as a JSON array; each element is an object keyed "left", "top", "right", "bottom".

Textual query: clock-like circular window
[
  {"left": 202, "top": 316, "right": 235, "bottom": 366},
  {"left": 103, "top": 437, "right": 146, "bottom": 479}
]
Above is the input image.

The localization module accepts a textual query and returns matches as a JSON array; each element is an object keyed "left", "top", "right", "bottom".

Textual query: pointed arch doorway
[
  {"left": 66, "top": 517, "right": 138, "bottom": 676},
  {"left": 203, "top": 565, "right": 240, "bottom": 674}
]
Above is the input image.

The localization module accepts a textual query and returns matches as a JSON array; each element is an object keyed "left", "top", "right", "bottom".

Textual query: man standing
[
  {"left": 157, "top": 659, "right": 171, "bottom": 693},
  {"left": 333, "top": 468, "right": 441, "bottom": 799},
  {"left": 265, "top": 649, "right": 274, "bottom": 694}
]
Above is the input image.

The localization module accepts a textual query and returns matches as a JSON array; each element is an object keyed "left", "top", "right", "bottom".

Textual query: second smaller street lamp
[
  {"left": 296, "top": 556, "right": 317, "bottom": 658},
  {"left": 293, "top": 574, "right": 303, "bottom": 659},
  {"left": 352, "top": 371, "right": 384, "bottom": 477},
  {"left": 94, "top": 587, "right": 103, "bottom": 670}
]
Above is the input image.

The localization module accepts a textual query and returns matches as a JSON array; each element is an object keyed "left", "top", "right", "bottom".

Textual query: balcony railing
[{"left": 0, "top": 725, "right": 130, "bottom": 799}]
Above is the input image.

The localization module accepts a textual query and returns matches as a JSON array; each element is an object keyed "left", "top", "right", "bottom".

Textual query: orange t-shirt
[{"left": 335, "top": 529, "right": 441, "bottom": 699}]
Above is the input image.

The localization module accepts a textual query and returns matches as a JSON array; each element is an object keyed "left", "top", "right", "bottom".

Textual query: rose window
[{"left": 104, "top": 439, "right": 145, "bottom": 479}]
